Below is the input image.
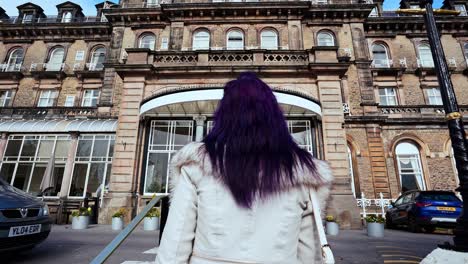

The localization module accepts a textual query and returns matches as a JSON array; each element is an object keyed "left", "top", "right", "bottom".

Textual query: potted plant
[
  {"left": 325, "top": 215, "right": 339, "bottom": 236},
  {"left": 112, "top": 208, "right": 126, "bottom": 230},
  {"left": 365, "top": 214, "right": 385, "bottom": 238},
  {"left": 71, "top": 207, "right": 92, "bottom": 230},
  {"left": 144, "top": 207, "right": 161, "bottom": 231}
]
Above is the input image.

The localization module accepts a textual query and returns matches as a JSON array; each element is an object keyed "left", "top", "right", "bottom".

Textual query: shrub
[
  {"left": 365, "top": 214, "right": 385, "bottom": 224},
  {"left": 71, "top": 207, "right": 92, "bottom": 217},
  {"left": 146, "top": 207, "right": 161, "bottom": 218},
  {"left": 112, "top": 208, "right": 127, "bottom": 218},
  {"left": 326, "top": 215, "right": 336, "bottom": 222}
]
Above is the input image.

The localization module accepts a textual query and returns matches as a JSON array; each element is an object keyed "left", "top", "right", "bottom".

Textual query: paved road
[{"left": 0, "top": 225, "right": 454, "bottom": 264}]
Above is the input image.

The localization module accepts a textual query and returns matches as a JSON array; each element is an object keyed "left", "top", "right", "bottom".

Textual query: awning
[{"left": 0, "top": 119, "right": 118, "bottom": 133}]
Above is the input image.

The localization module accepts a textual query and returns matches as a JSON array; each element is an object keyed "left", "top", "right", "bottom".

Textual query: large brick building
[{"left": 0, "top": 0, "right": 465, "bottom": 227}]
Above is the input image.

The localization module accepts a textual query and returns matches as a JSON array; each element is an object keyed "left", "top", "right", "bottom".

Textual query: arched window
[
  {"left": 5, "top": 48, "right": 24, "bottom": 72},
  {"left": 347, "top": 145, "right": 357, "bottom": 198},
  {"left": 463, "top": 43, "right": 468, "bottom": 62},
  {"left": 418, "top": 44, "right": 434, "bottom": 67},
  {"left": 89, "top": 47, "right": 106, "bottom": 71},
  {"left": 62, "top": 11, "right": 72, "bottom": 23},
  {"left": 317, "top": 31, "right": 335, "bottom": 46},
  {"left": 372, "top": 43, "right": 390, "bottom": 68},
  {"left": 139, "top": 34, "right": 156, "bottom": 50},
  {"left": 395, "top": 142, "right": 426, "bottom": 192},
  {"left": 192, "top": 30, "right": 210, "bottom": 50},
  {"left": 46, "top": 47, "right": 65, "bottom": 71},
  {"left": 226, "top": 30, "right": 244, "bottom": 50},
  {"left": 260, "top": 29, "right": 278, "bottom": 50}
]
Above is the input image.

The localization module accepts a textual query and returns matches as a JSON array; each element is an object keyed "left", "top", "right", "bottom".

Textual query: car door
[
  {"left": 389, "top": 196, "right": 404, "bottom": 223},
  {"left": 394, "top": 193, "right": 413, "bottom": 223}
]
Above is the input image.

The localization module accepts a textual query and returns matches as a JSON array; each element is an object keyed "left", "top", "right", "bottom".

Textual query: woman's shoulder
[
  {"left": 171, "top": 142, "right": 209, "bottom": 171},
  {"left": 293, "top": 159, "right": 334, "bottom": 188}
]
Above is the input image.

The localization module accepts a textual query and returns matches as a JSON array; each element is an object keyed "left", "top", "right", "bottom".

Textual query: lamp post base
[{"left": 421, "top": 248, "right": 468, "bottom": 264}]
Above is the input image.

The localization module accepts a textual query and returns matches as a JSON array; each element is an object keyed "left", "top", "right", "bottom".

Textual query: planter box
[
  {"left": 72, "top": 216, "right": 89, "bottom": 230},
  {"left": 367, "top": 222, "right": 384, "bottom": 238},
  {"left": 326, "top": 221, "right": 339, "bottom": 236},
  {"left": 143, "top": 217, "right": 159, "bottom": 231},
  {"left": 112, "top": 217, "right": 124, "bottom": 230}
]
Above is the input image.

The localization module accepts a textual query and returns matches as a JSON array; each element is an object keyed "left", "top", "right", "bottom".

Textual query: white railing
[
  {"left": 85, "top": 63, "right": 104, "bottom": 71},
  {"left": 30, "top": 63, "right": 67, "bottom": 72},
  {"left": 417, "top": 58, "right": 435, "bottom": 68},
  {"left": 0, "top": 63, "right": 23, "bottom": 72},
  {"left": 356, "top": 192, "right": 395, "bottom": 218},
  {"left": 371, "top": 59, "right": 393, "bottom": 68}
]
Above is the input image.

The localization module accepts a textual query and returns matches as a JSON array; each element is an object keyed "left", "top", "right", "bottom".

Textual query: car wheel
[
  {"left": 385, "top": 214, "right": 394, "bottom": 229},
  {"left": 408, "top": 215, "right": 421, "bottom": 233},
  {"left": 423, "top": 226, "right": 436, "bottom": 233}
]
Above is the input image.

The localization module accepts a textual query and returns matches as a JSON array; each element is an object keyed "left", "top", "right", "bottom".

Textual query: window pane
[
  {"left": 108, "top": 139, "right": 115, "bottom": 158},
  {"left": 69, "top": 164, "right": 88, "bottom": 197},
  {"left": 173, "top": 121, "right": 193, "bottom": 150},
  {"left": 86, "top": 163, "right": 106, "bottom": 197},
  {"left": 28, "top": 164, "right": 47, "bottom": 196},
  {"left": 4, "top": 138, "right": 22, "bottom": 158},
  {"left": 92, "top": 138, "right": 109, "bottom": 159},
  {"left": 145, "top": 153, "right": 169, "bottom": 193},
  {"left": 20, "top": 137, "right": 38, "bottom": 158},
  {"left": 55, "top": 140, "right": 70, "bottom": 159},
  {"left": 0, "top": 163, "right": 16, "bottom": 183},
  {"left": 12, "top": 163, "right": 33, "bottom": 191},
  {"left": 37, "top": 139, "right": 54, "bottom": 159},
  {"left": 77, "top": 138, "right": 93, "bottom": 157}
]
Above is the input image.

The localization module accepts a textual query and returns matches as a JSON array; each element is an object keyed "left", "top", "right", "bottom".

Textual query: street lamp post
[{"left": 415, "top": 0, "right": 468, "bottom": 252}]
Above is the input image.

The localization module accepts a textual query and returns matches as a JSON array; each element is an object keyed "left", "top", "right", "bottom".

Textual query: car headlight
[{"left": 42, "top": 205, "right": 49, "bottom": 216}]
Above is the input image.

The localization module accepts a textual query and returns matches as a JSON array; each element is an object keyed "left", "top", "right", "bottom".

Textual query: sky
[{"left": 1, "top": 0, "right": 445, "bottom": 16}]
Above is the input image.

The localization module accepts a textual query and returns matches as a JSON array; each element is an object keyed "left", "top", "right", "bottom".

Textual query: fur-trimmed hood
[{"left": 169, "top": 142, "right": 334, "bottom": 191}]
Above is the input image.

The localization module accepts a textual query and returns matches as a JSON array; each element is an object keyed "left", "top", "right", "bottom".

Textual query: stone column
[
  {"left": 194, "top": 115, "right": 207, "bottom": 142},
  {"left": 0, "top": 133, "right": 9, "bottom": 161},
  {"left": 318, "top": 75, "right": 361, "bottom": 229},
  {"left": 99, "top": 75, "right": 146, "bottom": 224},
  {"left": 59, "top": 132, "right": 79, "bottom": 198}
]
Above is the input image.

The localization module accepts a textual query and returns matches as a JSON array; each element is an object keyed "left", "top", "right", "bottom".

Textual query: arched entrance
[{"left": 139, "top": 88, "right": 323, "bottom": 195}]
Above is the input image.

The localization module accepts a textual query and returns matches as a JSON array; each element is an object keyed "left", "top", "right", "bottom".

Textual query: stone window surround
[
  {"left": 420, "top": 84, "right": 442, "bottom": 106},
  {"left": 225, "top": 27, "right": 246, "bottom": 50},
  {"left": 2, "top": 45, "right": 28, "bottom": 66},
  {"left": 373, "top": 82, "right": 404, "bottom": 105},
  {"left": 85, "top": 43, "right": 108, "bottom": 66},
  {"left": 36, "top": 89, "right": 59, "bottom": 107},
  {"left": 369, "top": 40, "right": 392, "bottom": 65}
]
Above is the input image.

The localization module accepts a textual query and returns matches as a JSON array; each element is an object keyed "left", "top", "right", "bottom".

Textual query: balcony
[
  {"left": 0, "top": 63, "right": 24, "bottom": 79},
  {"left": 370, "top": 58, "right": 407, "bottom": 76},
  {"left": 30, "top": 63, "right": 69, "bottom": 79},
  {"left": 0, "top": 107, "right": 98, "bottom": 119},
  {"left": 378, "top": 105, "right": 468, "bottom": 120},
  {"left": 73, "top": 63, "right": 105, "bottom": 78},
  {"left": 417, "top": 59, "right": 435, "bottom": 69}
]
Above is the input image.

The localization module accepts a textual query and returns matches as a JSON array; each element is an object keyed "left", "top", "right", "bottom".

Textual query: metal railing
[
  {"left": 30, "top": 63, "right": 68, "bottom": 72},
  {"left": 90, "top": 195, "right": 169, "bottom": 264},
  {"left": 0, "top": 16, "right": 104, "bottom": 24},
  {"left": 0, "top": 63, "right": 23, "bottom": 72},
  {"left": 356, "top": 192, "right": 396, "bottom": 218}
]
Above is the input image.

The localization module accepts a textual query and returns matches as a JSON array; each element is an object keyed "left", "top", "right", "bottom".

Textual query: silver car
[{"left": 0, "top": 178, "right": 52, "bottom": 252}]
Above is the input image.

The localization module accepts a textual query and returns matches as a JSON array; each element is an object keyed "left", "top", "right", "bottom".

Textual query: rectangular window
[
  {"left": 75, "top": 51, "right": 85, "bottom": 61},
  {"left": 426, "top": 87, "right": 443, "bottom": 105},
  {"left": 455, "top": 4, "right": 467, "bottom": 16},
  {"left": 81, "top": 89, "right": 100, "bottom": 107},
  {"left": 22, "top": 13, "right": 33, "bottom": 23},
  {"left": 0, "top": 135, "right": 71, "bottom": 197},
  {"left": 64, "top": 96, "right": 75, "bottom": 107},
  {"left": 147, "top": 0, "right": 159, "bottom": 7},
  {"left": 0, "top": 90, "right": 13, "bottom": 107},
  {"left": 378, "top": 88, "right": 398, "bottom": 106},
  {"left": 37, "top": 90, "right": 58, "bottom": 107},
  {"left": 160, "top": 38, "right": 169, "bottom": 50},
  {"left": 69, "top": 135, "right": 114, "bottom": 198}
]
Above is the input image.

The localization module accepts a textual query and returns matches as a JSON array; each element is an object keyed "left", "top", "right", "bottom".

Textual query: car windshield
[{"left": 419, "top": 193, "right": 460, "bottom": 202}]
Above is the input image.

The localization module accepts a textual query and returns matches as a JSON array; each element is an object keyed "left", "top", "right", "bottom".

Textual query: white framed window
[
  {"left": 395, "top": 142, "right": 426, "bottom": 192},
  {"left": 455, "top": 4, "right": 467, "bottom": 16},
  {"left": 144, "top": 120, "right": 194, "bottom": 195},
  {"left": 64, "top": 96, "right": 75, "bottom": 107},
  {"left": 463, "top": 43, "right": 468, "bottom": 64},
  {"left": 89, "top": 47, "right": 106, "bottom": 71},
  {"left": 426, "top": 87, "right": 442, "bottom": 105},
  {"left": 372, "top": 43, "right": 390, "bottom": 68},
  {"left": 37, "top": 90, "right": 58, "bottom": 107},
  {"left": 81, "top": 89, "right": 100, "bottom": 107},
  {"left": 226, "top": 30, "right": 244, "bottom": 50},
  {"left": 317, "top": 31, "right": 335, "bottom": 46},
  {"left": 46, "top": 47, "right": 65, "bottom": 71},
  {"left": 61, "top": 11, "right": 72, "bottom": 23},
  {"left": 160, "top": 37, "right": 169, "bottom": 50},
  {"left": 0, "top": 90, "right": 13, "bottom": 107},
  {"left": 192, "top": 30, "right": 210, "bottom": 50},
  {"left": 22, "top": 13, "right": 33, "bottom": 23},
  {"left": 5, "top": 48, "right": 24, "bottom": 72},
  {"left": 69, "top": 135, "right": 114, "bottom": 198},
  {"left": 75, "top": 50, "right": 85, "bottom": 61},
  {"left": 139, "top": 34, "right": 156, "bottom": 50},
  {"left": 147, "top": 0, "right": 159, "bottom": 7},
  {"left": 418, "top": 44, "right": 434, "bottom": 67},
  {"left": 260, "top": 29, "right": 279, "bottom": 50},
  {"left": 378, "top": 87, "right": 398, "bottom": 106},
  {"left": 0, "top": 135, "right": 71, "bottom": 197}
]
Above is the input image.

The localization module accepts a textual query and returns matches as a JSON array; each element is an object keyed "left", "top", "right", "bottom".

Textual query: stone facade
[{"left": 0, "top": 0, "right": 466, "bottom": 228}]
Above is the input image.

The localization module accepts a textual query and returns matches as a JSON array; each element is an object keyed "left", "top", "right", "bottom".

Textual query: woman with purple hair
[{"left": 155, "top": 72, "right": 333, "bottom": 264}]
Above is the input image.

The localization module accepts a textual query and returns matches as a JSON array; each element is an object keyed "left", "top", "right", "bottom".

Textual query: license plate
[
  {"left": 8, "top": 224, "right": 41, "bottom": 237},
  {"left": 437, "top": 207, "right": 456, "bottom": 212}
]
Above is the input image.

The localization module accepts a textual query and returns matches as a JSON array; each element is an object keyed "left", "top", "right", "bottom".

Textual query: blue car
[{"left": 385, "top": 190, "right": 462, "bottom": 233}]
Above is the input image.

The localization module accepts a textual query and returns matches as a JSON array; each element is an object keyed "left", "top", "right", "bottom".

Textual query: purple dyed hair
[{"left": 203, "top": 72, "right": 319, "bottom": 208}]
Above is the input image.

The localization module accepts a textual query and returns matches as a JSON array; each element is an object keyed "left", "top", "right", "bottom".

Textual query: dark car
[
  {"left": 0, "top": 178, "right": 52, "bottom": 252},
  {"left": 385, "top": 190, "right": 462, "bottom": 233}
]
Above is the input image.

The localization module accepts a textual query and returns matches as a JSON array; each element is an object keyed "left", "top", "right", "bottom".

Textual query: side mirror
[{"left": 390, "top": 201, "right": 395, "bottom": 206}]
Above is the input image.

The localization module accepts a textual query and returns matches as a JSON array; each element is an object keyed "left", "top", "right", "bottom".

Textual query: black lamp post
[{"left": 417, "top": 0, "right": 468, "bottom": 252}]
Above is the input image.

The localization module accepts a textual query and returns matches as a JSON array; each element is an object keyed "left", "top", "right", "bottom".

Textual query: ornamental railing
[
  {"left": 0, "top": 107, "right": 98, "bottom": 118},
  {"left": 356, "top": 192, "right": 396, "bottom": 219},
  {"left": 0, "top": 63, "right": 24, "bottom": 72},
  {"left": 0, "top": 16, "right": 104, "bottom": 24}
]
